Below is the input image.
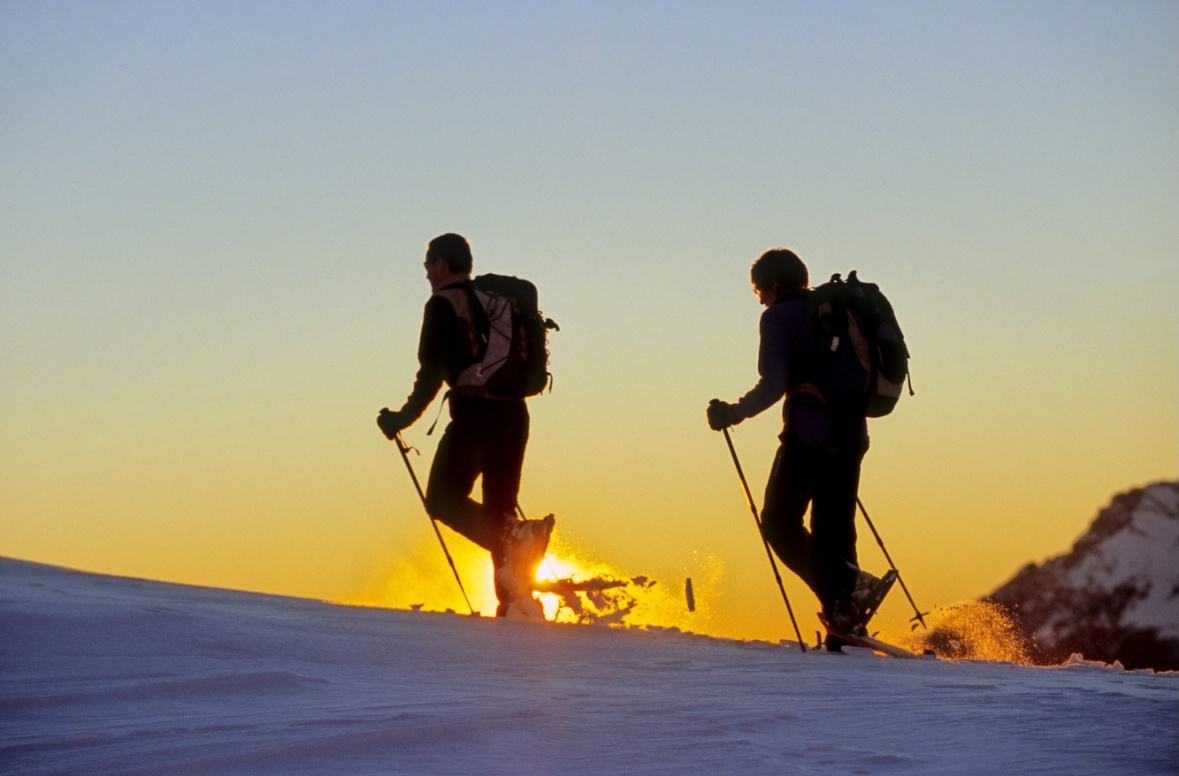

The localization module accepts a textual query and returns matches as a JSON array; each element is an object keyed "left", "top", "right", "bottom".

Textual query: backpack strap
[{"left": 432, "top": 283, "right": 489, "bottom": 366}]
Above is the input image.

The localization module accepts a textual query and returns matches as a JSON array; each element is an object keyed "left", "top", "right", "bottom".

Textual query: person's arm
[
  {"left": 733, "top": 307, "right": 792, "bottom": 422},
  {"left": 399, "top": 295, "right": 458, "bottom": 423}
]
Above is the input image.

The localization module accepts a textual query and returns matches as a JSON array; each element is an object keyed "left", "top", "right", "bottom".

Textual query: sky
[{"left": 1, "top": 1, "right": 1176, "bottom": 642}]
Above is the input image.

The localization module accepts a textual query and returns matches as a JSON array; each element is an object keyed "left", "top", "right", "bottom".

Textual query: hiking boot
[
  {"left": 849, "top": 568, "right": 898, "bottom": 626},
  {"left": 851, "top": 570, "right": 880, "bottom": 607},
  {"left": 494, "top": 514, "right": 556, "bottom": 597},
  {"left": 824, "top": 597, "right": 869, "bottom": 637},
  {"left": 500, "top": 596, "right": 545, "bottom": 621}
]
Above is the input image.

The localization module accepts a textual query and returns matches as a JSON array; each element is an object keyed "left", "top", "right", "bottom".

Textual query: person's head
[
  {"left": 750, "top": 248, "right": 808, "bottom": 306},
  {"left": 425, "top": 233, "right": 473, "bottom": 274}
]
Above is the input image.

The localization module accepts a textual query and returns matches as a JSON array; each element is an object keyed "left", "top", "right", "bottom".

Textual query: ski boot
[
  {"left": 498, "top": 597, "right": 546, "bottom": 621},
  {"left": 494, "top": 514, "right": 556, "bottom": 619},
  {"left": 823, "top": 568, "right": 899, "bottom": 649},
  {"left": 850, "top": 568, "right": 898, "bottom": 626}
]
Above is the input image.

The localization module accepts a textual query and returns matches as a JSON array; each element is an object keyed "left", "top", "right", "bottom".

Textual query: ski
[
  {"left": 533, "top": 577, "right": 629, "bottom": 595},
  {"left": 818, "top": 614, "right": 927, "bottom": 659}
]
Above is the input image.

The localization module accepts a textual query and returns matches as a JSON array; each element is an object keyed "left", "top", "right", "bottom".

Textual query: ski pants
[
  {"left": 425, "top": 396, "right": 529, "bottom": 590},
  {"left": 759, "top": 424, "right": 868, "bottom": 610}
]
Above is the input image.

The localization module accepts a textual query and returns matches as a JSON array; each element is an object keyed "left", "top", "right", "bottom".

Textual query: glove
[
  {"left": 377, "top": 407, "right": 408, "bottom": 440},
  {"left": 707, "top": 399, "right": 740, "bottom": 431}
]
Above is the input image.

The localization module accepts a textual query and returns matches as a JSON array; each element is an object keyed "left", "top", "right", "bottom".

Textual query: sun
[{"left": 345, "top": 528, "right": 721, "bottom": 633}]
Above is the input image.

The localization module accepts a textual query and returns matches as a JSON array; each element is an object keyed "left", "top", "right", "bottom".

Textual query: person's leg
[
  {"left": 810, "top": 439, "right": 868, "bottom": 607},
  {"left": 480, "top": 400, "right": 530, "bottom": 526},
  {"left": 427, "top": 398, "right": 541, "bottom": 614},
  {"left": 760, "top": 430, "right": 825, "bottom": 600},
  {"left": 481, "top": 401, "right": 539, "bottom": 611},
  {"left": 425, "top": 405, "right": 495, "bottom": 551}
]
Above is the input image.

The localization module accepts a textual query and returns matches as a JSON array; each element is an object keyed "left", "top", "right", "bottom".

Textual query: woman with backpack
[{"left": 706, "top": 248, "right": 888, "bottom": 650}]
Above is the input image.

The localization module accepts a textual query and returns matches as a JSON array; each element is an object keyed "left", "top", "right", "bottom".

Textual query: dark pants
[
  {"left": 425, "top": 396, "right": 529, "bottom": 601},
  {"left": 760, "top": 425, "right": 867, "bottom": 611}
]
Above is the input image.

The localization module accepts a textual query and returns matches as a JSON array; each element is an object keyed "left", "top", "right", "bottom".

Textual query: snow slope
[
  {"left": 2, "top": 558, "right": 1175, "bottom": 776},
  {"left": 989, "top": 481, "right": 1179, "bottom": 669}
]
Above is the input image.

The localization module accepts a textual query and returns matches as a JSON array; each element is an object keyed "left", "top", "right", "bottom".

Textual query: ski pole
[
  {"left": 856, "top": 497, "right": 928, "bottom": 630},
  {"left": 393, "top": 433, "right": 476, "bottom": 615},
  {"left": 721, "top": 428, "right": 807, "bottom": 652}
]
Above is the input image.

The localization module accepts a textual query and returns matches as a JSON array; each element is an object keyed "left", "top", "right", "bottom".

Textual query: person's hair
[
  {"left": 426, "top": 233, "right": 473, "bottom": 273},
  {"left": 750, "top": 248, "right": 808, "bottom": 294}
]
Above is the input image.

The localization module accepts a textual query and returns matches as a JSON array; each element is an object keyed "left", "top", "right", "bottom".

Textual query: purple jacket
[{"left": 734, "top": 296, "right": 867, "bottom": 445}]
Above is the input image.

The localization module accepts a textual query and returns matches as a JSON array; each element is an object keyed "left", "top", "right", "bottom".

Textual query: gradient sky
[{"left": 2, "top": 1, "right": 1176, "bottom": 641}]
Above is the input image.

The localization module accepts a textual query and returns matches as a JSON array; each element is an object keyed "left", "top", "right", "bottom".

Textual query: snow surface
[{"left": 2, "top": 558, "right": 1176, "bottom": 776}]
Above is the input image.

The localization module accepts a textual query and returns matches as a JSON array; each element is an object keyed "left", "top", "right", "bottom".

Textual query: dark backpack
[
  {"left": 454, "top": 274, "right": 558, "bottom": 399},
  {"left": 800, "top": 271, "right": 911, "bottom": 418}
]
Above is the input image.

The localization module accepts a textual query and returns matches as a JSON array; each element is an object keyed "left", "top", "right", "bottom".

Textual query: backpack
[
  {"left": 798, "top": 271, "right": 911, "bottom": 418},
  {"left": 453, "top": 273, "right": 559, "bottom": 399}
]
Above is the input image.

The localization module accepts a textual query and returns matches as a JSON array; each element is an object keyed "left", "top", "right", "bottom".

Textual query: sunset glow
[
  {"left": 1, "top": 3, "right": 1174, "bottom": 655},
  {"left": 344, "top": 531, "right": 720, "bottom": 634}
]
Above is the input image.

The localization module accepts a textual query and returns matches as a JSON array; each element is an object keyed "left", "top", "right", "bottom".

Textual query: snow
[
  {"left": 1058, "top": 482, "right": 1178, "bottom": 637},
  {"left": 2, "top": 558, "right": 1176, "bottom": 776},
  {"left": 1097, "top": 484, "right": 1179, "bottom": 634}
]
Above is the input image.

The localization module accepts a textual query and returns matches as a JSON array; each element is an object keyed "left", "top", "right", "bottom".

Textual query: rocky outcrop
[{"left": 987, "top": 481, "right": 1178, "bottom": 670}]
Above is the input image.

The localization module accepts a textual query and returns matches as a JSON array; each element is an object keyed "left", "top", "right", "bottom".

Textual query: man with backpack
[
  {"left": 377, "top": 233, "right": 554, "bottom": 620},
  {"left": 706, "top": 248, "right": 892, "bottom": 649}
]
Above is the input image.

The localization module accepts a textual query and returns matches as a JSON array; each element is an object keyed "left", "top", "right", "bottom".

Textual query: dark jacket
[
  {"left": 734, "top": 295, "right": 867, "bottom": 445},
  {"left": 398, "top": 276, "right": 486, "bottom": 422}
]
